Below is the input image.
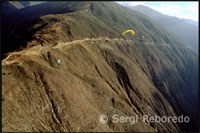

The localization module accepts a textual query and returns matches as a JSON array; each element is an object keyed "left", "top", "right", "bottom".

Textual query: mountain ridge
[
  {"left": 182, "top": 18, "right": 198, "bottom": 26},
  {"left": 129, "top": 5, "right": 198, "bottom": 53}
]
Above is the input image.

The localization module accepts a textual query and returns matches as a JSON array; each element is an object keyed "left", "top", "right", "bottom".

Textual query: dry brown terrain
[{"left": 2, "top": 37, "right": 187, "bottom": 132}]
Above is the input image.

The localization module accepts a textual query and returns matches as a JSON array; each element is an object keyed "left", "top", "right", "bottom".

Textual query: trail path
[{"left": 2, "top": 37, "right": 168, "bottom": 65}]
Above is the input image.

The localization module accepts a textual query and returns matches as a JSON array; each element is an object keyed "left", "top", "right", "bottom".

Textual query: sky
[{"left": 116, "top": 1, "right": 199, "bottom": 21}]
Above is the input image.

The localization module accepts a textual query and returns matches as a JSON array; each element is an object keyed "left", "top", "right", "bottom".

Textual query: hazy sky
[{"left": 116, "top": 2, "right": 198, "bottom": 21}]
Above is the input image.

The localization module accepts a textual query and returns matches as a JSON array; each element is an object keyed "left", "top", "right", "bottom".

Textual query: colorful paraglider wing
[
  {"left": 130, "top": 30, "right": 135, "bottom": 35},
  {"left": 57, "top": 59, "right": 61, "bottom": 64},
  {"left": 122, "top": 30, "right": 135, "bottom": 36},
  {"left": 122, "top": 30, "right": 127, "bottom": 36}
]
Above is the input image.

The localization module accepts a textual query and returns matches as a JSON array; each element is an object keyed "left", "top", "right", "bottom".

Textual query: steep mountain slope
[
  {"left": 2, "top": 2, "right": 98, "bottom": 54},
  {"left": 1, "top": 1, "right": 43, "bottom": 15},
  {"left": 129, "top": 5, "right": 198, "bottom": 53},
  {"left": 2, "top": 2, "right": 199, "bottom": 132},
  {"left": 2, "top": 1, "right": 90, "bottom": 29},
  {"left": 1, "top": 1, "right": 44, "bottom": 32},
  {"left": 2, "top": 1, "right": 24, "bottom": 14},
  {"left": 2, "top": 2, "right": 187, "bottom": 57},
  {"left": 182, "top": 18, "right": 198, "bottom": 26}
]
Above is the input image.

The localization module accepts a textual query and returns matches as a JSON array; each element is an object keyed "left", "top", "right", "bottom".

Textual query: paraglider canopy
[
  {"left": 57, "top": 59, "right": 61, "bottom": 64},
  {"left": 122, "top": 30, "right": 135, "bottom": 36}
]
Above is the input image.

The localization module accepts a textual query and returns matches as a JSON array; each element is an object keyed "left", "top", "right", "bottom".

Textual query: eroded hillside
[{"left": 2, "top": 36, "right": 198, "bottom": 132}]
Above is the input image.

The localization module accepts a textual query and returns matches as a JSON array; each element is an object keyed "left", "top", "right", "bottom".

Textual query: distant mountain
[
  {"left": 2, "top": 2, "right": 189, "bottom": 55},
  {"left": 129, "top": 5, "right": 198, "bottom": 53},
  {"left": 18, "top": 1, "right": 31, "bottom": 7},
  {"left": 2, "top": 2, "right": 89, "bottom": 30},
  {"left": 2, "top": 1, "right": 46, "bottom": 34},
  {"left": 182, "top": 18, "right": 198, "bottom": 26},
  {"left": 2, "top": 2, "right": 199, "bottom": 132},
  {"left": 19, "top": 1, "right": 46, "bottom": 7},
  {"left": 2, "top": 1, "right": 45, "bottom": 15},
  {"left": 2, "top": 1, "right": 24, "bottom": 14}
]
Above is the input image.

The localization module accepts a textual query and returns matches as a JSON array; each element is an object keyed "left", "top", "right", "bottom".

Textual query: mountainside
[
  {"left": 2, "top": 2, "right": 199, "bottom": 132},
  {"left": 2, "top": 1, "right": 24, "bottom": 15},
  {"left": 2, "top": 2, "right": 191, "bottom": 57},
  {"left": 1, "top": 1, "right": 43, "bottom": 14},
  {"left": 2, "top": 1, "right": 45, "bottom": 32},
  {"left": 18, "top": 1, "right": 32, "bottom": 7},
  {"left": 182, "top": 18, "right": 198, "bottom": 26},
  {"left": 130, "top": 5, "right": 198, "bottom": 53}
]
